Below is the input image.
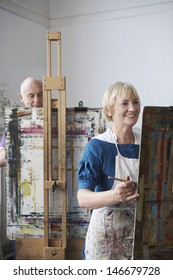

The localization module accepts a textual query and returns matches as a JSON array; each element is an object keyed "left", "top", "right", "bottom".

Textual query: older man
[
  {"left": 0, "top": 77, "right": 43, "bottom": 166},
  {"left": 19, "top": 77, "right": 43, "bottom": 107}
]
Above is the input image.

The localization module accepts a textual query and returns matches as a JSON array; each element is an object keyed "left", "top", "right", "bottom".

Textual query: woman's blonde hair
[{"left": 102, "top": 81, "right": 140, "bottom": 121}]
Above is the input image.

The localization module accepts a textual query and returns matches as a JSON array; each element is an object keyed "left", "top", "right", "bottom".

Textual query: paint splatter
[{"left": 5, "top": 107, "right": 105, "bottom": 240}]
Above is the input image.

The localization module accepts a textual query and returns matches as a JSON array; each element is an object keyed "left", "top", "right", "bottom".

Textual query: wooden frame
[{"left": 43, "top": 31, "right": 67, "bottom": 259}]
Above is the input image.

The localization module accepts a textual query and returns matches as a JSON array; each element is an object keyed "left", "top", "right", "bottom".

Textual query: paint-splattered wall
[{"left": 5, "top": 107, "right": 105, "bottom": 240}]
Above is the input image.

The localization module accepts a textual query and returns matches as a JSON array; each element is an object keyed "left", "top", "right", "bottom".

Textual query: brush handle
[{"left": 108, "top": 176, "right": 126, "bottom": 182}]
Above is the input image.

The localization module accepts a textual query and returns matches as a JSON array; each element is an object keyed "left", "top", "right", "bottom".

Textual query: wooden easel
[
  {"left": 43, "top": 31, "right": 67, "bottom": 259},
  {"left": 15, "top": 31, "right": 83, "bottom": 260}
]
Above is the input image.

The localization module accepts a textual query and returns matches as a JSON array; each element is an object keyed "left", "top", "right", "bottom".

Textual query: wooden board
[
  {"left": 16, "top": 238, "right": 84, "bottom": 260},
  {"left": 133, "top": 106, "right": 173, "bottom": 259}
]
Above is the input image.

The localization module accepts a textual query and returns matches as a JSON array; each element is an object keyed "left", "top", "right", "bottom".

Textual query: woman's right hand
[{"left": 112, "top": 180, "right": 139, "bottom": 203}]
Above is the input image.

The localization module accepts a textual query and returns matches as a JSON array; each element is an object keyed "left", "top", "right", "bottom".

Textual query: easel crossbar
[{"left": 43, "top": 76, "right": 66, "bottom": 90}]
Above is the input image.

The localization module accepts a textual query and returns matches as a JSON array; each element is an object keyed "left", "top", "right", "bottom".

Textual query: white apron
[{"left": 85, "top": 130, "right": 139, "bottom": 260}]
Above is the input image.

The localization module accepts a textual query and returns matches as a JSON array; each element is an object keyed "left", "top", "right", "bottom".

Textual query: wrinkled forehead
[{"left": 22, "top": 81, "right": 42, "bottom": 95}]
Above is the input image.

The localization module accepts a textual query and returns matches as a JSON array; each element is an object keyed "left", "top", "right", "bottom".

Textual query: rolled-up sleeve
[{"left": 78, "top": 140, "right": 101, "bottom": 191}]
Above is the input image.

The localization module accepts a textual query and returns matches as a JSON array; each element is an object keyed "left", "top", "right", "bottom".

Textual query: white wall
[
  {"left": 49, "top": 1, "right": 173, "bottom": 112},
  {"left": 49, "top": 0, "right": 171, "bottom": 19},
  {"left": 0, "top": 8, "right": 47, "bottom": 106},
  {"left": 10, "top": 0, "right": 49, "bottom": 18}
]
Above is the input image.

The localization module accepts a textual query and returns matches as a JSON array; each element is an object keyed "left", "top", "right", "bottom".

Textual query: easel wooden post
[{"left": 43, "top": 31, "right": 67, "bottom": 259}]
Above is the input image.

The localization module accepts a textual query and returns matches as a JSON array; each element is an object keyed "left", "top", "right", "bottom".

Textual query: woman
[{"left": 77, "top": 81, "right": 141, "bottom": 260}]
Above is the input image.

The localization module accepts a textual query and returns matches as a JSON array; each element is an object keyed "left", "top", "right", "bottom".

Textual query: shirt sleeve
[
  {"left": 0, "top": 131, "right": 5, "bottom": 147},
  {"left": 78, "top": 139, "right": 102, "bottom": 191}
]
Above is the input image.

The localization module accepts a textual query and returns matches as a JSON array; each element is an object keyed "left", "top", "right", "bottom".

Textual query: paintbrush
[{"left": 108, "top": 176, "right": 126, "bottom": 182}]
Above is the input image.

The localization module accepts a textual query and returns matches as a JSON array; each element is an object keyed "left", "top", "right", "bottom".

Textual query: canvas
[
  {"left": 5, "top": 107, "right": 105, "bottom": 240},
  {"left": 133, "top": 106, "right": 173, "bottom": 259}
]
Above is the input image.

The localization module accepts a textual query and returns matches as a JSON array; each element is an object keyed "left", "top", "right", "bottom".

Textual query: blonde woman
[{"left": 77, "top": 81, "right": 141, "bottom": 260}]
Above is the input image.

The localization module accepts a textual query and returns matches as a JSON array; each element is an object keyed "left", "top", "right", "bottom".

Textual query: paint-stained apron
[{"left": 85, "top": 132, "right": 139, "bottom": 260}]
